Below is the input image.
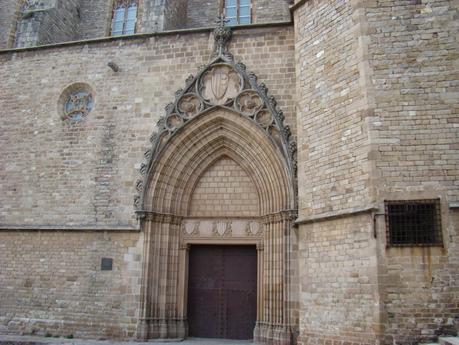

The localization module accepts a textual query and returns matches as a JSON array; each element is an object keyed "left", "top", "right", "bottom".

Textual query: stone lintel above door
[{"left": 181, "top": 218, "right": 263, "bottom": 239}]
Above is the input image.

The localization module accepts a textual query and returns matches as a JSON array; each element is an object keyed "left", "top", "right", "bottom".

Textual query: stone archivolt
[
  {"left": 135, "top": 21, "right": 297, "bottom": 345},
  {"left": 134, "top": 28, "right": 297, "bottom": 212}
]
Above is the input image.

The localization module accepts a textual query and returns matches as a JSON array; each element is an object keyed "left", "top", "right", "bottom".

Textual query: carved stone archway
[{"left": 135, "top": 18, "right": 297, "bottom": 345}]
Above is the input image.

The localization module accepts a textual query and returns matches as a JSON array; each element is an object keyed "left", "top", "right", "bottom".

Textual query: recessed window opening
[
  {"left": 225, "top": 0, "right": 251, "bottom": 25},
  {"left": 385, "top": 199, "right": 442, "bottom": 247},
  {"left": 111, "top": 0, "right": 138, "bottom": 36}
]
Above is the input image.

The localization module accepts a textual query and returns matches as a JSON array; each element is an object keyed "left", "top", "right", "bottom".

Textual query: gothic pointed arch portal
[{"left": 135, "top": 19, "right": 297, "bottom": 345}]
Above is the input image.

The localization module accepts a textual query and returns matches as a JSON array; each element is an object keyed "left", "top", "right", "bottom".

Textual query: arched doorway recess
[{"left": 135, "top": 18, "right": 297, "bottom": 345}]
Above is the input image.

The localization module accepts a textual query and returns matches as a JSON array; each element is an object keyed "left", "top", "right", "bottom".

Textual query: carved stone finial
[{"left": 213, "top": 15, "right": 232, "bottom": 57}]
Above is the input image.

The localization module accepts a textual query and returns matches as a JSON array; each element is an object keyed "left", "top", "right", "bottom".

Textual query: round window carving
[{"left": 58, "top": 83, "right": 95, "bottom": 122}]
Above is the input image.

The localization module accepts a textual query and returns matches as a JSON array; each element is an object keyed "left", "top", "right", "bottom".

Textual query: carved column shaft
[
  {"left": 255, "top": 214, "right": 293, "bottom": 345},
  {"left": 137, "top": 213, "right": 185, "bottom": 340}
]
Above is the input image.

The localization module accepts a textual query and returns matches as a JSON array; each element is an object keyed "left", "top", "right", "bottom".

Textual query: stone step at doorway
[{"left": 0, "top": 335, "right": 253, "bottom": 345}]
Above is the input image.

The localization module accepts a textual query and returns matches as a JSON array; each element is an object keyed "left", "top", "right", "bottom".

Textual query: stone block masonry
[
  {"left": 14, "top": 0, "right": 80, "bottom": 48},
  {"left": 0, "top": 25, "right": 296, "bottom": 339},
  {"left": 0, "top": 0, "right": 20, "bottom": 49},
  {"left": 0, "top": 231, "right": 142, "bottom": 339},
  {"left": 0, "top": 26, "right": 296, "bottom": 229},
  {"left": 1, "top": 0, "right": 293, "bottom": 49},
  {"left": 293, "top": 0, "right": 459, "bottom": 343},
  {"left": 366, "top": 1, "right": 459, "bottom": 342},
  {"left": 189, "top": 157, "right": 260, "bottom": 217},
  {"left": 297, "top": 214, "right": 381, "bottom": 345}
]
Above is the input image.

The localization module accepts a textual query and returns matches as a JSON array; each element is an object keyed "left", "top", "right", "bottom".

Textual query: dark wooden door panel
[
  {"left": 225, "top": 289, "right": 257, "bottom": 339},
  {"left": 187, "top": 245, "right": 257, "bottom": 340}
]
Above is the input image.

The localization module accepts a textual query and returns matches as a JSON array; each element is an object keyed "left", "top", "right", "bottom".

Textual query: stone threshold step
[{"left": 0, "top": 335, "right": 252, "bottom": 345}]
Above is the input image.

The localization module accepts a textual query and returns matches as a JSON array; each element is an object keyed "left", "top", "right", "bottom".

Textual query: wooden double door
[{"left": 187, "top": 245, "right": 257, "bottom": 340}]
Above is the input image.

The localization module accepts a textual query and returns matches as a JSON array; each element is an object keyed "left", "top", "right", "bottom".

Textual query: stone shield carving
[
  {"left": 212, "top": 220, "right": 232, "bottom": 237},
  {"left": 200, "top": 64, "right": 243, "bottom": 105},
  {"left": 182, "top": 221, "right": 200, "bottom": 236}
]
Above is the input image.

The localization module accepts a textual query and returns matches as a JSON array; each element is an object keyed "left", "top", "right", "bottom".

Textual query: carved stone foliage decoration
[
  {"left": 134, "top": 18, "right": 297, "bottom": 212},
  {"left": 177, "top": 94, "right": 203, "bottom": 118},
  {"left": 235, "top": 90, "right": 263, "bottom": 116}
]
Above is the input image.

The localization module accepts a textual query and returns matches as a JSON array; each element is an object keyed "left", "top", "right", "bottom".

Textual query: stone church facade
[{"left": 0, "top": 1, "right": 458, "bottom": 345}]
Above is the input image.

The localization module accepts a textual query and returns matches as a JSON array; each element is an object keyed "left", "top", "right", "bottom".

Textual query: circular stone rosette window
[{"left": 58, "top": 83, "right": 95, "bottom": 122}]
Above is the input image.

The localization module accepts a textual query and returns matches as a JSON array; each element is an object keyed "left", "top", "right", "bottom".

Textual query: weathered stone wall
[
  {"left": 294, "top": 0, "right": 373, "bottom": 219},
  {"left": 294, "top": 0, "right": 459, "bottom": 343},
  {"left": 252, "top": 0, "right": 291, "bottom": 23},
  {"left": 367, "top": 0, "right": 459, "bottom": 205},
  {"left": 0, "top": 26, "right": 295, "bottom": 229},
  {"left": 0, "top": 230, "right": 142, "bottom": 339},
  {"left": 162, "top": 0, "right": 187, "bottom": 31},
  {"left": 139, "top": 0, "right": 165, "bottom": 33},
  {"left": 377, "top": 222, "right": 459, "bottom": 344},
  {"left": 78, "top": 0, "right": 112, "bottom": 39},
  {"left": 0, "top": 25, "right": 295, "bottom": 339},
  {"left": 365, "top": 0, "right": 459, "bottom": 343},
  {"left": 1, "top": 0, "right": 292, "bottom": 48},
  {"left": 186, "top": 0, "right": 291, "bottom": 29},
  {"left": 297, "top": 214, "right": 381, "bottom": 345},
  {"left": 14, "top": 0, "right": 80, "bottom": 48},
  {"left": 0, "top": 0, "right": 19, "bottom": 49},
  {"left": 189, "top": 157, "right": 259, "bottom": 217},
  {"left": 37, "top": 0, "right": 80, "bottom": 45},
  {"left": 186, "top": 0, "right": 219, "bottom": 28}
]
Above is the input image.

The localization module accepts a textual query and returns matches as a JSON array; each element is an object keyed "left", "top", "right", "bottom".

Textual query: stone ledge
[
  {"left": 0, "top": 21, "right": 292, "bottom": 55},
  {"left": 296, "top": 205, "right": 378, "bottom": 225},
  {"left": 0, "top": 224, "right": 140, "bottom": 231}
]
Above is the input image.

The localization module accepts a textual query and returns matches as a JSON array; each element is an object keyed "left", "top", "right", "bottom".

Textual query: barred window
[
  {"left": 385, "top": 199, "right": 442, "bottom": 246},
  {"left": 111, "top": 0, "right": 137, "bottom": 36},
  {"left": 225, "top": 0, "right": 251, "bottom": 25}
]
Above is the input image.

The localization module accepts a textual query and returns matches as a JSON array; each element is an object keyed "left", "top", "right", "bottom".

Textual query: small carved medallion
[
  {"left": 165, "top": 114, "right": 183, "bottom": 131},
  {"left": 200, "top": 64, "right": 243, "bottom": 105},
  {"left": 255, "top": 110, "right": 274, "bottom": 128},
  {"left": 235, "top": 91, "right": 263, "bottom": 116},
  {"left": 64, "top": 91, "right": 94, "bottom": 121},
  {"left": 178, "top": 94, "right": 203, "bottom": 118},
  {"left": 212, "top": 220, "right": 232, "bottom": 237}
]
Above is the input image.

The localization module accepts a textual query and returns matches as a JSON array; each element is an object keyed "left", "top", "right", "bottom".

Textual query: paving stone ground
[{"left": 0, "top": 335, "right": 252, "bottom": 345}]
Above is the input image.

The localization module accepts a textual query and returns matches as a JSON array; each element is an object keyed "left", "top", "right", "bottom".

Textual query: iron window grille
[
  {"left": 225, "top": 0, "right": 251, "bottom": 25},
  {"left": 385, "top": 199, "right": 442, "bottom": 247},
  {"left": 111, "top": 0, "right": 138, "bottom": 36}
]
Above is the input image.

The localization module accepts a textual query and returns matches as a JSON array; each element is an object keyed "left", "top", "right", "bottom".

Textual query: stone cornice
[
  {"left": 296, "top": 205, "right": 379, "bottom": 225},
  {"left": 0, "top": 21, "right": 292, "bottom": 55}
]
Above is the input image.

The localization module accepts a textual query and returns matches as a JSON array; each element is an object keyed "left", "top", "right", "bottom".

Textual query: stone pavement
[{"left": 0, "top": 335, "right": 252, "bottom": 345}]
